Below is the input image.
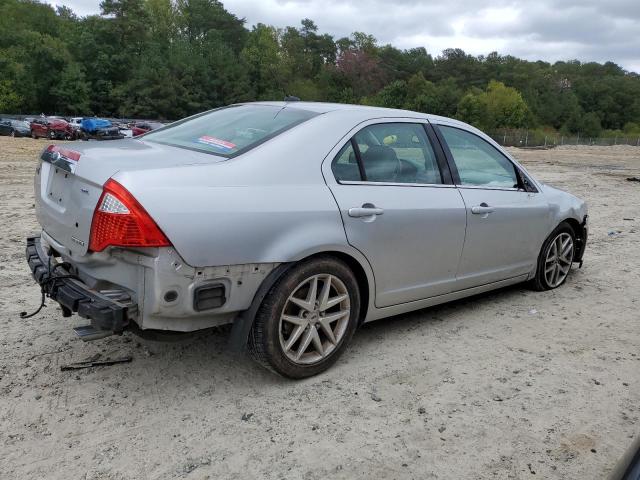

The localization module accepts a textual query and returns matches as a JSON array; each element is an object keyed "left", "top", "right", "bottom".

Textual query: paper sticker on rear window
[{"left": 196, "top": 135, "right": 237, "bottom": 151}]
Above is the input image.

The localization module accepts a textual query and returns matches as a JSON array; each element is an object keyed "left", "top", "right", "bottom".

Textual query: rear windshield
[{"left": 143, "top": 104, "right": 319, "bottom": 157}]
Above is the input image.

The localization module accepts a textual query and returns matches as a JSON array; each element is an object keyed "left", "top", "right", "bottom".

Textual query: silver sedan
[{"left": 27, "top": 102, "right": 588, "bottom": 377}]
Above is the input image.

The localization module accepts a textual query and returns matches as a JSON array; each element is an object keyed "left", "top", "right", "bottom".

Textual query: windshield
[{"left": 143, "top": 104, "right": 319, "bottom": 157}]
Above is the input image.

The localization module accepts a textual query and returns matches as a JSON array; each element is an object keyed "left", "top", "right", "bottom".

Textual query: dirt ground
[{"left": 0, "top": 137, "right": 638, "bottom": 479}]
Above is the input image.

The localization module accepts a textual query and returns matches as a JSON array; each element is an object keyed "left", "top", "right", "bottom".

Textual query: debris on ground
[{"left": 60, "top": 354, "right": 133, "bottom": 371}]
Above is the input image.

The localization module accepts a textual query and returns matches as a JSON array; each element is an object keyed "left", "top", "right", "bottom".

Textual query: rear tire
[
  {"left": 248, "top": 256, "right": 360, "bottom": 378},
  {"left": 531, "top": 222, "right": 575, "bottom": 291}
]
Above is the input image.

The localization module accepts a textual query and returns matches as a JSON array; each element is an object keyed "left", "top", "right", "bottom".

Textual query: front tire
[
  {"left": 248, "top": 256, "right": 360, "bottom": 378},
  {"left": 531, "top": 222, "right": 575, "bottom": 291}
]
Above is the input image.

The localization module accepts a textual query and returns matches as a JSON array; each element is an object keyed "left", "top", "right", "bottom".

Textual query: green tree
[
  {"left": 456, "top": 81, "right": 530, "bottom": 130},
  {"left": 50, "top": 63, "right": 91, "bottom": 114},
  {"left": 0, "top": 80, "right": 22, "bottom": 112},
  {"left": 484, "top": 80, "right": 530, "bottom": 129},
  {"left": 241, "top": 24, "right": 285, "bottom": 99},
  {"left": 580, "top": 112, "right": 602, "bottom": 137},
  {"left": 374, "top": 80, "right": 407, "bottom": 109},
  {"left": 456, "top": 89, "right": 487, "bottom": 128}
]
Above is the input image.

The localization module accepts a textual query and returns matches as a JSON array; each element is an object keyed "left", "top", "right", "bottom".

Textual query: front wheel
[
  {"left": 531, "top": 222, "right": 575, "bottom": 291},
  {"left": 48, "top": 130, "right": 56, "bottom": 140},
  {"left": 248, "top": 256, "right": 360, "bottom": 378}
]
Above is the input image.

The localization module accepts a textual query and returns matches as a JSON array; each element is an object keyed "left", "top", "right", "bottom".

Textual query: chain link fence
[{"left": 488, "top": 129, "right": 640, "bottom": 148}]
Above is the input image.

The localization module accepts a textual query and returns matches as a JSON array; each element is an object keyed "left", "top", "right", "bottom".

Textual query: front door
[
  {"left": 326, "top": 121, "right": 467, "bottom": 307},
  {"left": 436, "top": 124, "right": 550, "bottom": 289}
]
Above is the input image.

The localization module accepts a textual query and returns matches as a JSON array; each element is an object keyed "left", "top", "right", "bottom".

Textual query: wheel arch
[
  {"left": 559, "top": 216, "right": 587, "bottom": 263},
  {"left": 228, "top": 247, "right": 375, "bottom": 351},
  {"left": 299, "top": 250, "right": 371, "bottom": 325}
]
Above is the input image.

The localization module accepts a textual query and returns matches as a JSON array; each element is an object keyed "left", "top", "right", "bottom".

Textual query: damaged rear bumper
[{"left": 25, "top": 235, "right": 133, "bottom": 335}]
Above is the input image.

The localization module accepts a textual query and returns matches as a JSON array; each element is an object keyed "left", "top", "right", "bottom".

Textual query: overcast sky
[{"left": 51, "top": 0, "right": 640, "bottom": 73}]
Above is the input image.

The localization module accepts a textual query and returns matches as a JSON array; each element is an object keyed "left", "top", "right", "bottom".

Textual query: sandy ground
[{"left": 0, "top": 137, "right": 638, "bottom": 479}]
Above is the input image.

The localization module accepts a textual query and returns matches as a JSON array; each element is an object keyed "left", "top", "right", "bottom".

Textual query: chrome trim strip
[
  {"left": 338, "top": 181, "right": 455, "bottom": 188},
  {"left": 457, "top": 185, "right": 524, "bottom": 192}
]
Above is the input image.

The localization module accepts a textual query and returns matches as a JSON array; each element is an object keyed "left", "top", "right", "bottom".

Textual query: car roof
[
  {"left": 245, "top": 101, "right": 419, "bottom": 115},
  {"left": 240, "top": 101, "right": 468, "bottom": 127}
]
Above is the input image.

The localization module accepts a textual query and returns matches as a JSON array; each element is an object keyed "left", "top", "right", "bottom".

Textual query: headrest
[{"left": 361, "top": 145, "right": 399, "bottom": 182}]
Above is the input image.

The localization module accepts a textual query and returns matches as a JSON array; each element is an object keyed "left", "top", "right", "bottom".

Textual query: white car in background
[{"left": 69, "top": 117, "right": 83, "bottom": 133}]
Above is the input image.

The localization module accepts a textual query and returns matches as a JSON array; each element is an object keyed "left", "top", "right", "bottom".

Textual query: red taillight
[
  {"left": 89, "top": 179, "right": 171, "bottom": 252},
  {"left": 46, "top": 144, "right": 81, "bottom": 161}
]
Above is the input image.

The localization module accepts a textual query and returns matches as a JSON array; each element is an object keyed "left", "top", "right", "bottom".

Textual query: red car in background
[
  {"left": 130, "top": 121, "right": 164, "bottom": 137},
  {"left": 30, "top": 118, "right": 76, "bottom": 140}
]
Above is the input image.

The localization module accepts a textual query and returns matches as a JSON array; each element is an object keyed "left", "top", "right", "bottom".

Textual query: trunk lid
[{"left": 34, "top": 139, "right": 224, "bottom": 256}]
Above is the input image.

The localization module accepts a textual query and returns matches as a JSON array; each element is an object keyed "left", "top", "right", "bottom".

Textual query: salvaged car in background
[
  {"left": 130, "top": 121, "right": 164, "bottom": 136},
  {"left": 69, "top": 117, "right": 84, "bottom": 132},
  {"left": 30, "top": 117, "right": 75, "bottom": 140},
  {"left": 79, "top": 118, "right": 124, "bottom": 140},
  {"left": 25, "top": 102, "right": 588, "bottom": 378},
  {"left": 0, "top": 119, "right": 31, "bottom": 137}
]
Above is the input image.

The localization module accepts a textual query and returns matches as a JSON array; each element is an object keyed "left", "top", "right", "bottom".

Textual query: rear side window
[
  {"left": 332, "top": 142, "right": 362, "bottom": 182},
  {"left": 439, "top": 126, "right": 518, "bottom": 189},
  {"left": 143, "top": 105, "right": 319, "bottom": 157},
  {"left": 332, "top": 123, "right": 442, "bottom": 184}
]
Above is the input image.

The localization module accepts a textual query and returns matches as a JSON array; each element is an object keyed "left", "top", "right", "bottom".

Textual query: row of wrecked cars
[{"left": 0, "top": 115, "right": 164, "bottom": 140}]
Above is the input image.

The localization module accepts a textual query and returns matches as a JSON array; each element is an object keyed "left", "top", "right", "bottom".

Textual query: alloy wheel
[
  {"left": 279, "top": 274, "right": 351, "bottom": 365},
  {"left": 544, "top": 232, "right": 574, "bottom": 288}
]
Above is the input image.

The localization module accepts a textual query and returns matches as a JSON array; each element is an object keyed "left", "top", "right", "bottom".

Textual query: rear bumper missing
[{"left": 25, "top": 235, "right": 132, "bottom": 334}]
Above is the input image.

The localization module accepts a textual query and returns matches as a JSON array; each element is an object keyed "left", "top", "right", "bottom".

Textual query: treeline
[{"left": 2, "top": 0, "right": 640, "bottom": 137}]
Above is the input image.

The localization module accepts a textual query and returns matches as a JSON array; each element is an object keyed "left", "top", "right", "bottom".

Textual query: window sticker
[{"left": 196, "top": 135, "right": 237, "bottom": 151}]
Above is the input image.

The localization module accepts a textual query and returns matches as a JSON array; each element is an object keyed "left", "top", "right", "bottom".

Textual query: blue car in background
[{"left": 79, "top": 117, "right": 124, "bottom": 140}]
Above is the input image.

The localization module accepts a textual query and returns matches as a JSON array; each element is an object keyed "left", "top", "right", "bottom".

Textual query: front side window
[
  {"left": 439, "top": 126, "right": 518, "bottom": 189},
  {"left": 332, "top": 122, "right": 442, "bottom": 184},
  {"left": 144, "top": 105, "right": 319, "bottom": 157}
]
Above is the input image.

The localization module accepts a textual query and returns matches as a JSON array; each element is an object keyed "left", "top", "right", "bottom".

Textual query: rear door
[
  {"left": 434, "top": 124, "right": 550, "bottom": 289},
  {"left": 324, "top": 120, "right": 467, "bottom": 307}
]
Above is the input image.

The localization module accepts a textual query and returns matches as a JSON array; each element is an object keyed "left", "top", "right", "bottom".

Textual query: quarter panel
[{"left": 116, "top": 174, "right": 350, "bottom": 267}]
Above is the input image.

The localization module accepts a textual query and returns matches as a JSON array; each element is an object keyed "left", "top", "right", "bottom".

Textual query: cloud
[{"left": 49, "top": 0, "right": 640, "bottom": 73}]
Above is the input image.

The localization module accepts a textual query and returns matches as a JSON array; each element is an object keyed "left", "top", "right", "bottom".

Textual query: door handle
[
  {"left": 348, "top": 204, "right": 384, "bottom": 218},
  {"left": 471, "top": 203, "right": 495, "bottom": 215}
]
